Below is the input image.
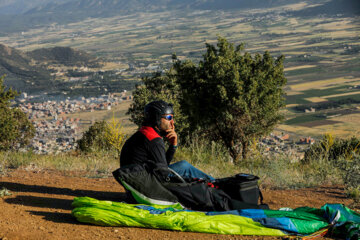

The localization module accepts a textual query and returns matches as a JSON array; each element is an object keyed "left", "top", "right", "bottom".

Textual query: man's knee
[{"left": 170, "top": 160, "right": 191, "bottom": 169}]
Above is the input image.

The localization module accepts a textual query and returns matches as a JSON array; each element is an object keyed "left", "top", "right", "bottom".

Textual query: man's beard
[{"left": 159, "top": 129, "right": 167, "bottom": 137}]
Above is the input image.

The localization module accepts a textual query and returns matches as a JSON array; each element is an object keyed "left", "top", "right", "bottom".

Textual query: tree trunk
[
  {"left": 241, "top": 140, "right": 249, "bottom": 160},
  {"left": 229, "top": 143, "right": 243, "bottom": 165}
]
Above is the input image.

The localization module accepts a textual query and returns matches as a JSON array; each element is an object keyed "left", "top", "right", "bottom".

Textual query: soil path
[{"left": 0, "top": 169, "right": 357, "bottom": 240}]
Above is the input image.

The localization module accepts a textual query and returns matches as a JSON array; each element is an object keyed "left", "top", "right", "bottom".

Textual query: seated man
[
  {"left": 116, "top": 100, "right": 266, "bottom": 210},
  {"left": 120, "top": 100, "right": 213, "bottom": 181}
]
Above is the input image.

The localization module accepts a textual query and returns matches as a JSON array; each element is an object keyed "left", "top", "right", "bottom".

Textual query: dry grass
[
  {"left": 313, "top": 20, "right": 356, "bottom": 31},
  {"left": 286, "top": 91, "right": 304, "bottom": 96},
  {"left": 323, "top": 91, "right": 360, "bottom": 99},
  {"left": 330, "top": 112, "right": 360, "bottom": 125},
  {"left": 102, "top": 62, "right": 129, "bottom": 70},
  {"left": 278, "top": 113, "right": 360, "bottom": 139},
  {"left": 285, "top": 65, "right": 317, "bottom": 71},
  {"left": 289, "top": 77, "right": 360, "bottom": 91},
  {"left": 285, "top": 103, "right": 300, "bottom": 107},
  {"left": 277, "top": 124, "right": 320, "bottom": 137},
  {"left": 305, "top": 97, "right": 328, "bottom": 103},
  {"left": 328, "top": 30, "right": 359, "bottom": 38}
]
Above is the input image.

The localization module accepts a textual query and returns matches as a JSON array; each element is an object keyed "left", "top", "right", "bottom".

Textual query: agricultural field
[
  {"left": 64, "top": 100, "right": 137, "bottom": 135},
  {"left": 0, "top": 2, "right": 359, "bottom": 139}
]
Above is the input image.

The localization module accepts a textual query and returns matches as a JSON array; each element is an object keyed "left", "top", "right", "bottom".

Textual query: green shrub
[
  {"left": 303, "top": 134, "right": 360, "bottom": 202},
  {"left": 6, "top": 150, "right": 35, "bottom": 169},
  {"left": 303, "top": 134, "right": 360, "bottom": 163},
  {"left": 77, "top": 121, "right": 111, "bottom": 152},
  {"left": 76, "top": 119, "right": 126, "bottom": 153},
  {"left": 337, "top": 154, "right": 360, "bottom": 202},
  {"left": 347, "top": 187, "right": 360, "bottom": 204},
  {"left": 0, "top": 76, "right": 35, "bottom": 150},
  {"left": 104, "top": 115, "right": 127, "bottom": 154},
  {"left": 0, "top": 151, "right": 8, "bottom": 175}
]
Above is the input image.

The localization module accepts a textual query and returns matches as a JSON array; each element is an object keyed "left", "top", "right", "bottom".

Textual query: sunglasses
[{"left": 162, "top": 115, "right": 173, "bottom": 121}]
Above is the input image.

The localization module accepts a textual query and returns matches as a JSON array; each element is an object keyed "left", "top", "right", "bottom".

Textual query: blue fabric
[
  {"left": 136, "top": 205, "right": 193, "bottom": 214},
  {"left": 207, "top": 209, "right": 267, "bottom": 218},
  {"left": 259, "top": 217, "right": 298, "bottom": 234},
  {"left": 169, "top": 160, "right": 215, "bottom": 181},
  {"left": 206, "top": 209, "right": 299, "bottom": 234}
]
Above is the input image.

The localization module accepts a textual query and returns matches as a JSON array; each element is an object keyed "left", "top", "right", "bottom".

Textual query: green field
[{"left": 285, "top": 114, "right": 326, "bottom": 125}]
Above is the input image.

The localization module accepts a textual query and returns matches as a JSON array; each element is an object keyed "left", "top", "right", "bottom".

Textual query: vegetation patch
[
  {"left": 285, "top": 114, "right": 326, "bottom": 125},
  {"left": 285, "top": 85, "right": 358, "bottom": 105},
  {"left": 284, "top": 65, "right": 317, "bottom": 71},
  {"left": 327, "top": 93, "right": 360, "bottom": 102},
  {"left": 0, "top": 187, "right": 12, "bottom": 198},
  {"left": 293, "top": 98, "right": 360, "bottom": 112},
  {"left": 305, "top": 97, "right": 327, "bottom": 103},
  {"left": 288, "top": 77, "right": 360, "bottom": 91},
  {"left": 297, "top": 120, "right": 341, "bottom": 128},
  {"left": 324, "top": 91, "right": 360, "bottom": 99}
]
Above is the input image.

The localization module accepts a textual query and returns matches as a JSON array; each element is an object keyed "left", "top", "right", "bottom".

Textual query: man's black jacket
[{"left": 120, "top": 126, "right": 176, "bottom": 172}]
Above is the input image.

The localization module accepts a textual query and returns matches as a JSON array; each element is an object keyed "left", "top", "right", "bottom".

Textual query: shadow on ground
[
  {"left": 6, "top": 195, "right": 74, "bottom": 210},
  {"left": 1, "top": 181, "right": 127, "bottom": 201},
  {"left": 28, "top": 211, "right": 81, "bottom": 224},
  {"left": 2, "top": 182, "right": 128, "bottom": 225},
  {"left": 314, "top": 186, "right": 348, "bottom": 199}
]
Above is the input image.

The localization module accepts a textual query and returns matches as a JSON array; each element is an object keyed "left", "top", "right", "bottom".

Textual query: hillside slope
[
  {"left": 291, "top": 0, "right": 360, "bottom": 16},
  {"left": 0, "top": 44, "right": 51, "bottom": 91},
  {"left": 28, "top": 47, "right": 101, "bottom": 67},
  {"left": 0, "top": 44, "right": 100, "bottom": 93}
]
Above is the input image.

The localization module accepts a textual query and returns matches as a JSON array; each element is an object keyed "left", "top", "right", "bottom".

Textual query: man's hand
[{"left": 165, "top": 121, "right": 178, "bottom": 146}]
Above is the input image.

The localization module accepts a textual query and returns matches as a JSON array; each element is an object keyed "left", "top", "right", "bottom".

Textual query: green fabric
[
  {"left": 120, "top": 180, "right": 183, "bottom": 209},
  {"left": 263, "top": 207, "right": 328, "bottom": 234},
  {"left": 321, "top": 204, "right": 360, "bottom": 239},
  {"left": 72, "top": 197, "right": 286, "bottom": 236}
]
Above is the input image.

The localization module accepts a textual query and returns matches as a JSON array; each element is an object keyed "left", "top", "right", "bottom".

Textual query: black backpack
[{"left": 214, "top": 173, "right": 266, "bottom": 207}]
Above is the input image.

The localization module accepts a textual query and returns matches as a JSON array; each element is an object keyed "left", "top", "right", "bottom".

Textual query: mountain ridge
[
  {"left": 0, "top": 44, "right": 100, "bottom": 93},
  {"left": 0, "top": 0, "right": 334, "bottom": 33}
]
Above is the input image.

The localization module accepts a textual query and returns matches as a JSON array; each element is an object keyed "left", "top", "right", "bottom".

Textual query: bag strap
[
  {"left": 167, "top": 167, "right": 186, "bottom": 183},
  {"left": 259, "top": 188, "right": 264, "bottom": 205}
]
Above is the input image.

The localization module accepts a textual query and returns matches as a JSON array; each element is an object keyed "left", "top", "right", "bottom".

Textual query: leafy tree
[
  {"left": 128, "top": 37, "right": 287, "bottom": 162},
  {"left": 0, "top": 75, "right": 35, "bottom": 150},
  {"left": 173, "top": 37, "right": 287, "bottom": 162}
]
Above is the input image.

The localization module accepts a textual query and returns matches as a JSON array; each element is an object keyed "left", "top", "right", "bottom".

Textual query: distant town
[
  {"left": 16, "top": 91, "right": 132, "bottom": 154},
  {"left": 14, "top": 91, "right": 315, "bottom": 157}
]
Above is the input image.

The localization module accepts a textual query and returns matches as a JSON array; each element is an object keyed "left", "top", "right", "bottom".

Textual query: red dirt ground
[{"left": 0, "top": 169, "right": 358, "bottom": 240}]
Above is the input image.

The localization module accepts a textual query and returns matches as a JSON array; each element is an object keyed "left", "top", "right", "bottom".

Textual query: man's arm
[
  {"left": 148, "top": 138, "right": 172, "bottom": 180},
  {"left": 149, "top": 138, "right": 169, "bottom": 168},
  {"left": 164, "top": 121, "right": 177, "bottom": 164},
  {"left": 166, "top": 145, "right": 176, "bottom": 165}
]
